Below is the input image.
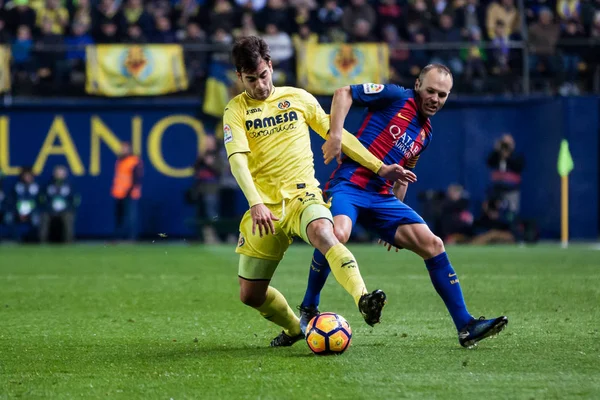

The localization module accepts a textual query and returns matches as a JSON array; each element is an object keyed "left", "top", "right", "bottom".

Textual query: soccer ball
[{"left": 305, "top": 312, "right": 352, "bottom": 355}]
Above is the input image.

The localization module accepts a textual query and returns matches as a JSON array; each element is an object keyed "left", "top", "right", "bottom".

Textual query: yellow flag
[
  {"left": 296, "top": 43, "right": 389, "bottom": 95},
  {"left": 86, "top": 44, "right": 188, "bottom": 96},
  {"left": 0, "top": 45, "right": 11, "bottom": 94}
]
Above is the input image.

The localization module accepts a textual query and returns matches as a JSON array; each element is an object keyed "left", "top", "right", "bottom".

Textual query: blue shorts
[{"left": 325, "top": 181, "right": 425, "bottom": 244}]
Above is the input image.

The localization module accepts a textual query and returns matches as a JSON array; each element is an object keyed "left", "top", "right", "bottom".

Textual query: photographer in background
[
  {"left": 486, "top": 133, "right": 525, "bottom": 214},
  {"left": 40, "top": 165, "right": 80, "bottom": 243}
]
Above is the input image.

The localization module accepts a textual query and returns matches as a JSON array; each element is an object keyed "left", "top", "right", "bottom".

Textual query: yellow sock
[
  {"left": 256, "top": 287, "right": 301, "bottom": 337},
  {"left": 325, "top": 243, "right": 368, "bottom": 306}
]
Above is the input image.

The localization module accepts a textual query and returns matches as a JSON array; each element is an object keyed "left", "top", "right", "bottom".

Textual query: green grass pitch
[{"left": 1, "top": 243, "right": 599, "bottom": 399}]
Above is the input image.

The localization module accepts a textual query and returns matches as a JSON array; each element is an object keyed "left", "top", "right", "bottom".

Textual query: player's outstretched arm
[
  {"left": 322, "top": 86, "right": 353, "bottom": 165},
  {"left": 229, "top": 153, "right": 279, "bottom": 236}
]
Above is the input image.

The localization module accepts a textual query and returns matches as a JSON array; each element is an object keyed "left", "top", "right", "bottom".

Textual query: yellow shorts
[{"left": 236, "top": 187, "right": 333, "bottom": 264}]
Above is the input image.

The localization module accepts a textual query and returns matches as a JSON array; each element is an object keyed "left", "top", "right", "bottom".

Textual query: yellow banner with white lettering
[
  {"left": 85, "top": 45, "right": 188, "bottom": 96},
  {"left": 296, "top": 43, "right": 389, "bottom": 95},
  {"left": 0, "top": 45, "right": 11, "bottom": 94}
]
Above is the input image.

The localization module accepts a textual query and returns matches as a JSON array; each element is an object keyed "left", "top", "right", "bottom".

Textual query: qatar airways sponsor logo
[{"left": 388, "top": 125, "right": 421, "bottom": 157}]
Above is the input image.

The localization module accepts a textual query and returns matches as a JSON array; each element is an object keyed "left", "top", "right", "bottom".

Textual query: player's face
[
  {"left": 238, "top": 60, "right": 274, "bottom": 101},
  {"left": 414, "top": 70, "right": 453, "bottom": 117}
]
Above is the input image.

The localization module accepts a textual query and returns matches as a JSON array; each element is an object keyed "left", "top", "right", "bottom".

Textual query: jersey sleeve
[
  {"left": 223, "top": 101, "right": 250, "bottom": 158},
  {"left": 350, "top": 83, "right": 410, "bottom": 110},
  {"left": 404, "top": 155, "right": 420, "bottom": 171},
  {"left": 297, "top": 89, "right": 330, "bottom": 139}
]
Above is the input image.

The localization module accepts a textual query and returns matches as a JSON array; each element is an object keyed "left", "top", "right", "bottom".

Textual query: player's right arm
[{"left": 224, "top": 104, "right": 278, "bottom": 237}]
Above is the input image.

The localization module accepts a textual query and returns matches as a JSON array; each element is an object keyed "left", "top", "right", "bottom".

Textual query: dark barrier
[{"left": 0, "top": 95, "right": 597, "bottom": 239}]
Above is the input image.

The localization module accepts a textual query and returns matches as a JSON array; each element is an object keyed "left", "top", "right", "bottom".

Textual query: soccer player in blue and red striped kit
[{"left": 299, "top": 64, "right": 508, "bottom": 348}]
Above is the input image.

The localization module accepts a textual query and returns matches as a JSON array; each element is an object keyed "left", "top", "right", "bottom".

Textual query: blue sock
[
  {"left": 425, "top": 252, "right": 473, "bottom": 331},
  {"left": 300, "top": 249, "right": 331, "bottom": 308}
]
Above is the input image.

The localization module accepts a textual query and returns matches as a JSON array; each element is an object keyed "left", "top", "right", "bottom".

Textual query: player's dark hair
[
  {"left": 232, "top": 36, "right": 271, "bottom": 74},
  {"left": 419, "top": 64, "right": 453, "bottom": 82}
]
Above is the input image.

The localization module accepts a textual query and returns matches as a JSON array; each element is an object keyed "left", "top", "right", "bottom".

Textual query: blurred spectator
[
  {"left": 486, "top": 0, "right": 520, "bottom": 39},
  {"left": 439, "top": 184, "right": 474, "bottom": 244},
  {"left": 406, "top": 0, "right": 433, "bottom": 28},
  {"left": 0, "top": 14, "right": 10, "bottom": 43},
  {"left": 429, "top": 13, "right": 464, "bottom": 75},
  {"left": 581, "top": 1, "right": 599, "bottom": 34},
  {"left": 233, "top": 11, "right": 258, "bottom": 38},
  {"left": 71, "top": 0, "right": 92, "bottom": 29},
  {"left": 36, "top": 0, "right": 69, "bottom": 35},
  {"left": 430, "top": 0, "right": 454, "bottom": 27},
  {"left": 383, "top": 24, "right": 412, "bottom": 84},
  {"left": 12, "top": 25, "right": 35, "bottom": 78},
  {"left": 111, "top": 142, "right": 143, "bottom": 242},
  {"left": 35, "top": 18, "right": 65, "bottom": 92},
  {"left": 8, "top": 167, "right": 41, "bottom": 242},
  {"left": 486, "top": 133, "right": 525, "bottom": 214},
  {"left": 408, "top": 30, "right": 431, "bottom": 76},
  {"left": 65, "top": 21, "right": 93, "bottom": 73},
  {"left": 206, "top": 0, "right": 240, "bottom": 35},
  {"left": 528, "top": 8, "right": 561, "bottom": 87},
  {"left": 348, "top": 18, "right": 377, "bottom": 42},
  {"left": 262, "top": 23, "right": 293, "bottom": 84},
  {"left": 124, "top": 23, "right": 147, "bottom": 43},
  {"left": 461, "top": 26, "right": 487, "bottom": 92},
  {"left": 490, "top": 20, "right": 512, "bottom": 77},
  {"left": 376, "top": 0, "right": 403, "bottom": 38},
  {"left": 470, "top": 194, "right": 516, "bottom": 244},
  {"left": 342, "top": 0, "right": 377, "bottom": 36},
  {"left": 5, "top": 0, "right": 37, "bottom": 37},
  {"left": 558, "top": 18, "right": 586, "bottom": 94},
  {"left": 187, "top": 136, "right": 222, "bottom": 244},
  {"left": 153, "top": 15, "right": 176, "bottom": 43},
  {"left": 256, "top": 0, "right": 291, "bottom": 33},
  {"left": 183, "top": 22, "right": 207, "bottom": 89},
  {"left": 39, "top": 165, "right": 80, "bottom": 243},
  {"left": 171, "top": 0, "right": 202, "bottom": 37},
  {"left": 122, "top": 0, "right": 154, "bottom": 37},
  {"left": 292, "top": 23, "right": 318, "bottom": 50},
  {"left": 209, "top": 27, "right": 233, "bottom": 64},
  {"left": 316, "top": 0, "right": 344, "bottom": 41},
  {"left": 292, "top": 4, "right": 314, "bottom": 33},
  {"left": 92, "top": 0, "right": 126, "bottom": 43},
  {"left": 455, "top": 0, "right": 486, "bottom": 39}
]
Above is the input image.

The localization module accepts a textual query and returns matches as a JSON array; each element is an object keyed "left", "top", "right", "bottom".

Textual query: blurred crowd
[
  {"left": 0, "top": 165, "right": 80, "bottom": 243},
  {"left": 1, "top": 0, "right": 599, "bottom": 96}
]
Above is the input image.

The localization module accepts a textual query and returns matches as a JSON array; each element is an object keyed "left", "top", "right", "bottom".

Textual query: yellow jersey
[{"left": 223, "top": 86, "right": 330, "bottom": 204}]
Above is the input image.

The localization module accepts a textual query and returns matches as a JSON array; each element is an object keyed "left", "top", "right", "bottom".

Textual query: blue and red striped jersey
[{"left": 326, "top": 83, "right": 433, "bottom": 195}]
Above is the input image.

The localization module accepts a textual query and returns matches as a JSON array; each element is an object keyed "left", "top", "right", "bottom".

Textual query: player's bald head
[
  {"left": 232, "top": 36, "right": 272, "bottom": 74},
  {"left": 418, "top": 64, "right": 453, "bottom": 84}
]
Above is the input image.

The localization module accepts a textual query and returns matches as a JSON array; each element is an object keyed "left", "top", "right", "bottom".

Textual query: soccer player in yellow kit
[{"left": 224, "top": 36, "right": 414, "bottom": 347}]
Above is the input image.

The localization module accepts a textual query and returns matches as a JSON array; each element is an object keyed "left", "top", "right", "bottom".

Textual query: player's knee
[
  {"left": 239, "top": 289, "right": 266, "bottom": 308},
  {"left": 307, "top": 219, "right": 335, "bottom": 244},
  {"left": 334, "top": 226, "right": 350, "bottom": 244},
  {"left": 429, "top": 235, "right": 445, "bottom": 257}
]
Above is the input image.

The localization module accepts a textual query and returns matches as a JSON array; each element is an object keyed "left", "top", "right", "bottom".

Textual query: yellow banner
[
  {"left": 296, "top": 43, "right": 389, "bottom": 95},
  {"left": 86, "top": 45, "right": 188, "bottom": 96},
  {"left": 0, "top": 45, "right": 11, "bottom": 94}
]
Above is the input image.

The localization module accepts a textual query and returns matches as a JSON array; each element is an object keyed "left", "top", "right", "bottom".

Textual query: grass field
[{"left": 1, "top": 243, "right": 599, "bottom": 399}]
